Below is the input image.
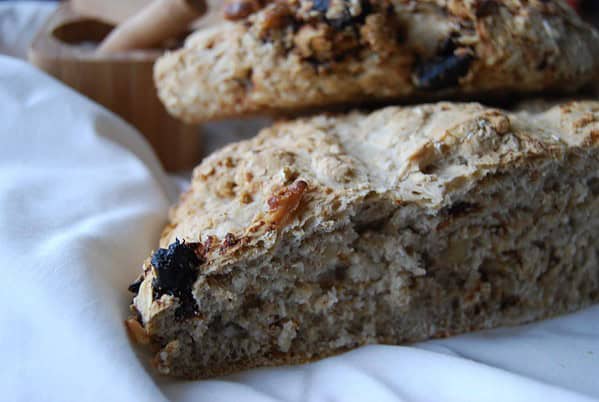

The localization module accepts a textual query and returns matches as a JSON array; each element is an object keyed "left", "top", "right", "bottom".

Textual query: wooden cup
[{"left": 28, "top": 2, "right": 202, "bottom": 172}]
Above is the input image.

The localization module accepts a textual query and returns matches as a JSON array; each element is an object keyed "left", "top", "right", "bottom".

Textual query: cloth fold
[{"left": 0, "top": 6, "right": 598, "bottom": 401}]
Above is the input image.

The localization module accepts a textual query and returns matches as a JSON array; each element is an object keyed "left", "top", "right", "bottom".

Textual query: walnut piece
[
  {"left": 360, "top": 13, "right": 403, "bottom": 58},
  {"left": 293, "top": 24, "right": 333, "bottom": 59},
  {"left": 256, "top": 3, "right": 293, "bottom": 38},
  {"left": 125, "top": 318, "right": 150, "bottom": 345},
  {"left": 267, "top": 180, "right": 308, "bottom": 226}
]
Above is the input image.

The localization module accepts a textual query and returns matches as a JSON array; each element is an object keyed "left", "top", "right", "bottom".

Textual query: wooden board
[{"left": 28, "top": 2, "right": 201, "bottom": 172}]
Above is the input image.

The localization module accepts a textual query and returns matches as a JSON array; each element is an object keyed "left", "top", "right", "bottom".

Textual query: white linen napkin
[
  {"left": 0, "top": 1, "right": 57, "bottom": 60},
  {"left": 1, "top": 49, "right": 598, "bottom": 402}
]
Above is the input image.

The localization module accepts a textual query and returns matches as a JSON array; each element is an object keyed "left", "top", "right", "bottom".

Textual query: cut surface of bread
[
  {"left": 128, "top": 101, "right": 599, "bottom": 378},
  {"left": 155, "top": 0, "right": 599, "bottom": 123}
]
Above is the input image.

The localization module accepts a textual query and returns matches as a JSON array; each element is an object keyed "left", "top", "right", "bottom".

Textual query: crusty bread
[
  {"left": 154, "top": 0, "right": 599, "bottom": 123},
  {"left": 128, "top": 101, "right": 599, "bottom": 378}
]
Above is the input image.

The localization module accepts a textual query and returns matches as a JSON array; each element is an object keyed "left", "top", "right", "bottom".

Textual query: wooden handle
[
  {"left": 97, "top": 0, "right": 206, "bottom": 54},
  {"left": 71, "top": 0, "right": 152, "bottom": 25}
]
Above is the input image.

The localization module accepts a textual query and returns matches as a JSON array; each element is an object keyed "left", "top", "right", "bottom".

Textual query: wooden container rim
[{"left": 29, "top": 3, "right": 166, "bottom": 63}]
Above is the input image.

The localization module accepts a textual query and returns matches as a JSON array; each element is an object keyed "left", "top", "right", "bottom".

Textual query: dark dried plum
[
  {"left": 151, "top": 239, "right": 205, "bottom": 319},
  {"left": 151, "top": 239, "right": 202, "bottom": 295},
  {"left": 415, "top": 52, "right": 473, "bottom": 90},
  {"left": 443, "top": 201, "right": 481, "bottom": 218},
  {"left": 312, "top": 0, "right": 330, "bottom": 13},
  {"left": 437, "top": 36, "right": 458, "bottom": 57},
  {"left": 475, "top": 0, "right": 498, "bottom": 18}
]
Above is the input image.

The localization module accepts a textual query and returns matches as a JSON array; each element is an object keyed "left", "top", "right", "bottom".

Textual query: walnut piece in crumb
[
  {"left": 267, "top": 179, "right": 308, "bottom": 226},
  {"left": 256, "top": 2, "right": 293, "bottom": 38},
  {"left": 294, "top": 24, "right": 333, "bottom": 60},
  {"left": 125, "top": 318, "right": 149, "bottom": 345},
  {"left": 360, "top": 13, "right": 403, "bottom": 58}
]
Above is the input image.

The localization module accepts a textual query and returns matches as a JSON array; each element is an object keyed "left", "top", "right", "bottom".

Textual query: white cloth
[
  {"left": 3, "top": 53, "right": 599, "bottom": 402},
  {"left": 1, "top": 3, "right": 599, "bottom": 402},
  {"left": 0, "top": 1, "right": 57, "bottom": 59}
]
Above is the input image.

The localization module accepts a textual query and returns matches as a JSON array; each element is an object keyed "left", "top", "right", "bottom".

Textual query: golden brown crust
[
  {"left": 154, "top": 101, "right": 598, "bottom": 251},
  {"left": 155, "top": 0, "right": 599, "bottom": 123},
  {"left": 157, "top": 342, "right": 356, "bottom": 379},
  {"left": 129, "top": 101, "right": 599, "bottom": 378}
]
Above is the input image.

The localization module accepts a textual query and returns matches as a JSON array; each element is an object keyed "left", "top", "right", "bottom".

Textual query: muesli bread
[
  {"left": 127, "top": 100, "right": 599, "bottom": 378},
  {"left": 155, "top": 0, "right": 599, "bottom": 123}
]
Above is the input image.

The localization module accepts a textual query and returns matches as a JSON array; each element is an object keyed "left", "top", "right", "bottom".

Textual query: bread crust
[
  {"left": 129, "top": 101, "right": 599, "bottom": 378},
  {"left": 155, "top": 0, "right": 599, "bottom": 123}
]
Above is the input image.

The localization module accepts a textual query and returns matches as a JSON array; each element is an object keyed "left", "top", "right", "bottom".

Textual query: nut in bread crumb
[
  {"left": 125, "top": 318, "right": 149, "bottom": 345},
  {"left": 267, "top": 179, "right": 308, "bottom": 226}
]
